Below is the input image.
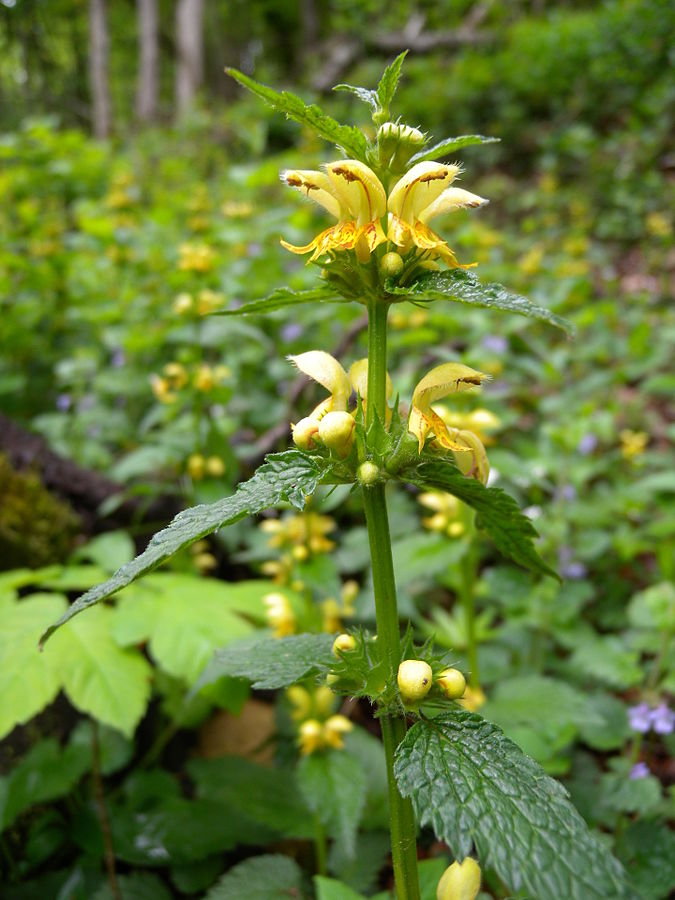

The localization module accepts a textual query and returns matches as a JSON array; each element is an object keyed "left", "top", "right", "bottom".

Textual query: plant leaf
[
  {"left": 314, "top": 876, "right": 367, "bottom": 900},
  {"left": 408, "top": 134, "right": 500, "bottom": 164},
  {"left": 297, "top": 750, "right": 366, "bottom": 858},
  {"left": 404, "top": 457, "right": 558, "bottom": 579},
  {"left": 333, "top": 84, "right": 379, "bottom": 112},
  {"left": 39, "top": 451, "right": 323, "bottom": 646},
  {"left": 195, "top": 632, "right": 335, "bottom": 691},
  {"left": 389, "top": 268, "right": 574, "bottom": 336},
  {"left": 215, "top": 285, "right": 349, "bottom": 316},
  {"left": 204, "top": 855, "right": 305, "bottom": 900},
  {"left": 226, "top": 67, "right": 368, "bottom": 160},
  {"left": 376, "top": 50, "right": 409, "bottom": 116},
  {"left": 394, "top": 710, "right": 637, "bottom": 900}
]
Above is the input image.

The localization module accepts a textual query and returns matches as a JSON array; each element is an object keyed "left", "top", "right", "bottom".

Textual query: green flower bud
[
  {"left": 397, "top": 659, "right": 433, "bottom": 702},
  {"left": 357, "top": 461, "right": 381, "bottom": 486},
  {"left": 292, "top": 416, "right": 320, "bottom": 450},
  {"left": 377, "top": 121, "right": 426, "bottom": 171},
  {"left": 436, "top": 858, "right": 481, "bottom": 900},
  {"left": 318, "top": 411, "right": 355, "bottom": 456},
  {"left": 436, "top": 667, "right": 466, "bottom": 700},
  {"left": 333, "top": 633, "right": 356, "bottom": 656},
  {"left": 380, "top": 252, "right": 404, "bottom": 278}
]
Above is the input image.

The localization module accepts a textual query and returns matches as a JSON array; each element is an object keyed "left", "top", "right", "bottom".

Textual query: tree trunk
[
  {"left": 88, "top": 0, "right": 111, "bottom": 138},
  {"left": 175, "top": 0, "right": 204, "bottom": 116},
  {"left": 136, "top": 0, "right": 159, "bottom": 123}
]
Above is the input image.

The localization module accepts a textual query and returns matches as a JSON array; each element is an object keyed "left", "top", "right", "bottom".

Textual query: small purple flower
[
  {"left": 649, "top": 703, "right": 675, "bottom": 735},
  {"left": 56, "top": 393, "right": 72, "bottom": 411},
  {"left": 482, "top": 335, "right": 508, "bottom": 354},
  {"left": 111, "top": 349, "right": 125, "bottom": 367},
  {"left": 629, "top": 762, "right": 650, "bottom": 780},
  {"left": 577, "top": 433, "right": 598, "bottom": 456},
  {"left": 556, "top": 484, "right": 577, "bottom": 502},
  {"left": 280, "top": 322, "right": 304, "bottom": 343},
  {"left": 561, "top": 561, "right": 588, "bottom": 580},
  {"left": 628, "top": 703, "right": 652, "bottom": 734},
  {"left": 247, "top": 242, "right": 262, "bottom": 258}
]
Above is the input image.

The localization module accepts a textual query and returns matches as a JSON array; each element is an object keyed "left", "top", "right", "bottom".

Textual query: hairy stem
[{"left": 363, "top": 297, "right": 420, "bottom": 900}]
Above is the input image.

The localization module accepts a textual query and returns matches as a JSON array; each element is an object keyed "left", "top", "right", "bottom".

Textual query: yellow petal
[
  {"left": 288, "top": 351, "right": 351, "bottom": 410},
  {"left": 281, "top": 169, "right": 341, "bottom": 219},
  {"left": 324, "top": 160, "right": 386, "bottom": 226},
  {"left": 412, "top": 363, "right": 489, "bottom": 413},
  {"left": 419, "top": 187, "right": 489, "bottom": 224},
  {"left": 452, "top": 430, "right": 490, "bottom": 485},
  {"left": 348, "top": 359, "right": 393, "bottom": 401},
  {"left": 388, "top": 161, "right": 462, "bottom": 221}
]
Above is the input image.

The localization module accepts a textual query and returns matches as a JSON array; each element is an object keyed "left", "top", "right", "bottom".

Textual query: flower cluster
[
  {"left": 628, "top": 702, "right": 674, "bottom": 735},
  {"left": 150, "top": 361, "right": 230, "bottom": 404},
  {"left": 286, "top": 684, "right": 353, "bottom": 754},
  {"left": 172, "top": 289, "right": 224, "bottom": 316}
]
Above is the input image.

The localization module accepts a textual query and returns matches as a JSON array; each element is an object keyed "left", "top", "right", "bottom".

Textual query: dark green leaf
[
  {"left": 91, "top": 873, "right": 172, "bottom": 900},
  {"left": 389, "top": 269, "right": 574, "bottom": 336},
  {"left": 394, "top": 711, "right": 636, "bottom": 900},
  {"left": 405, "top": 458, "right": 558, "bottom": 579},
  {"left": 204, "top": 854, "right": 305, "bottom": 900},
  {"left": 170, "top": 858, "right": 224, "bottom": 895},
  {"left": 376, "top": 50, "right": 408, "bottom": 114},
  {"left": 297, "top": 750, "right": 366, "bottom": 857},
  {"left": 408, "top": 134, "right": 500, "bottom": 164},
  {"left": 215, "top": 285, "right": 348, "bottom": 317},
  {"left": 226, "top": 68, "right": 368, "bottom": 160},
  {"left": 616, "top": 820, "right": 675, "bottom": 900},
  {"left": 40, "top": 452, "right": 322, "bottom": 645},
  {"left": 195, "top": 633, "right": 336, "bottom": 691}
]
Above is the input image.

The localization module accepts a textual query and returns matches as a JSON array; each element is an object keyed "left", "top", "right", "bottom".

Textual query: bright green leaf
[
  {"left": 408, "top": 134, "right": 500, "bottom": 164},
  {"left": 376, "top": 51, "right": 409, "bottom": 116},
  {"left": 314, "top": 876, "right": 367, "bottom": 900},
  {"left": 394, "top": 710, "right": 635, "bottom": 899},
  {"left": 204, "top": 854, "right": 305, "bottom": 900},
  {"left": 215, "top": 285, "right": 349, "bottom": 316},
  {"left": 570, "top": 637, "right": 643, "bottom": 689},
  {"left": 297, "top": 750, "right": 366, "bottom": 858},
  {"left": 40, "top": 451, "right": 323, "bottom": 645}
]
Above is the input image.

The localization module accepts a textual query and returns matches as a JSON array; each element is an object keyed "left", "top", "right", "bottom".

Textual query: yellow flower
[
  {"left": 298, "top": 719, "right": 323, "bottom": 755},
  {"left": 322, "top": 714, "right": 353, "bottom": 750},
  {"left": 459, "top": 685, "right": 486, "bottom": 712},
  {"left": 280, "top": 160, "right": 387, "bottom": 263},
  {"left": 193, "top": 365, "right": 216, "bottom": 392},
  {"left": 418, "top": 491, "right": 465, "bottom": 537},
  {"left": 289, "top": 351, "right": 352, "bottom": 419},
  {"left": 173, "top": 292, "right": 193, "bottom": 315},
  {"left": 178, "top": 242, "right": 215, "bottom": 272},
  {"left": 620, "top": 429, "right": 648, "bottom": 460},
  {"left": 162, "top": 362, "right": 188, "bottom": 390},
  {"left": 387, "top": 162, "right": 488, "bottom": 267},
  {"left": 151, "top": 375, "right": 176, "bottom": 404},
  {"left": 436, "top": 858, "right": 482, "bottom": 900},
  {"left": 408, "top": 363, "right": 491, "bottom": 483},
  {"left": 434, "top": 406, "right": 501, "bottom": 444},
  {"left": 187, "top": 454, "right": 206, "bottom": 480},
  {"left": 348, "top": 358, "right": 393, "bottom": 424},
  {"left": 263, "top": 591, "right": 297, "bottom": 638}
]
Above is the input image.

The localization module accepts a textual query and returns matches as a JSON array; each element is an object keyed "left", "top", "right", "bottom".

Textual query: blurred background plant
[{"left": 0, "top": 0, "right": 673, "bottom": 897}]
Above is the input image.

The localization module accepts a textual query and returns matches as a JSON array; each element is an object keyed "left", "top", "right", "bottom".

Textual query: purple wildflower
[
  {"left": 577, "top": 433, "right": 598, "bottom": 455},
  {"left": 111, "top": 349, "right": 126, "bottom": 367},
  {"left": 281, "top": 322, "right": 304, "bottom": 343},
  {"left": 628, "top": 703, "right": 652, "bottom": 734},
  {"left": 629, "top": 762, "right": 650, "bottom": 780},
  {"left": 482, "top": 335, "right": 508, "bottom": 354},
  {"left": 650, "top": 703, "right": 675, "bottom": 735},
  {"left": 556, "top": 484, "right": 577, "bottom": 502},
  {"left": 56, "top": 394, "right": 72, "bottom": 411},
  {"left": 561, "top": 561, "right": 588, "bottom": 580}
]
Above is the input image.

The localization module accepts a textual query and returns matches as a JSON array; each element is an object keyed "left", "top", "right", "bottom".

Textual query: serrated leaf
[
  {"left": 91, "top": 872, "right": 172, "bottom": 900},
  {"left": 44, "top": 605, "right": 152, "bottom": 737},
  {"left": 0, "top": 593, "right": 67, "bottom": 740},
  {"left": 404, "top": 458, "right": 558, "bottom": 579},
  {"left": 215, "top": 285, "right": 348, "bottom": 316},
  {"left": 196, "top": 632, "right": 335, "bottom": 691},
  {"left": 376, "top": 50, "right": 408, "bottom": 115},
  {"left": 226, "top": 67, "right": 368, "bottom": 160},
  {"left": 204, "top": 854, "right": 305, "bottom": 900},
  {"left": 40, "top": 451, "right": 323, "bottom": 645},
  {"left": 297, "top": 750, "right": 366, "bottom": 858},
  {"left": 333, "top": 84, "right": 379, "bottom": 112},
  {"left": 394, "top": 711, "right": 636, "bottom": 900},
  {"left": 408, "top": 134, "right": 500, "bottom": 164},
  {"left": 389, "top": 269, "right": 574, "bottom": 336}
]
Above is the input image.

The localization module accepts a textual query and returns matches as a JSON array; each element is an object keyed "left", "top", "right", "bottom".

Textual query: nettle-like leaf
[
  {"left": 394, "top": 710, "right": 637, "bottom": 900},
  {"left": 39, "top": 451, "right": 323, "bottom": 645},
  {"left": 226, "top": 67, "right": 368, "bottom": 161},
  {"left": 334, "top": 51, "right": 409, "bottom": 124},
  {"left": 195, "top": 633, "right": 335, "bottom": 691},
  {"left": 388, "top": 268, "right": 574, "bottom": 336},
  {"left": 215, "top": 285, "right": 350, "bottom": 317},
  {"left": 408, "top": 134, "right": 500, "bottom": 164},
  {"left": 204, "top": 855, "right": 305, "bottom": 900},
  {"left": 405, "top": 457, "right": 557, "bottom": 579}
]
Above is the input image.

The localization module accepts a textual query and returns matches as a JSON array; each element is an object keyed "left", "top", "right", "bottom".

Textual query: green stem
[
  {"left": 363, "top": 297, "right": 420, "bottom": 900},
  {"left": 459, "top": 546, "right": 480, "bottom": 688},
  {"left": 314, "top": 814, "right": 327, "bottom": 876}
]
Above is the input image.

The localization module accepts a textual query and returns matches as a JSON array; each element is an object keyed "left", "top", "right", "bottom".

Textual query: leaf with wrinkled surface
[
  {"left": 389, "top": 269, "right": 574, "bottom": 335},
  {"left": 40, "top": 451, "right": 322, "bottom": 645},
  {"left": 204, "top": 854, "right": 305, "bottom": 900},
  {"left": 376, "top": 50, "right": 408, "bottom": 114},
  {"left": 405, "top": 458, "right": 557, "bottom": 579},
  {"left": 215, "top": 285, "right": 349, "bottom": 316},
  {"left": 394, "top": 710, "right": 637, "bottom": 900},
  {"left": 195, "top": 633, "right": 335, "bottom": 691}
]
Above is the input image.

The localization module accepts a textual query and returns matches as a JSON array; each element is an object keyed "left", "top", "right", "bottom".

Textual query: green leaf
[
  {"left": 226, "top": 67, "right": 368, "bottom": 160},
  {"left": 204, "top": 854, "right": 305, "bottom": 900},
  {"left": 408, "top": 134, "right": 500, "bottom": 164},
  {"left": 91, "top": 872, "right": 172, "bottom": 900},
  {"left": 376, "top": 50, "right": 408, "bottom": 115},
  {"left": 389, "top": 269, "right": 574, "bottom": 336},
  {"left": 628, "top": 581, "right": 675, "bottom": 631},
  {"left": 40, "top": 451, "right": 322, "bottom": 645},
  {"left": 333, "top": 84, "right": 379, "bottom": 113},
  {"left": 569, "top": 637, "right": 643, "bottom": 689},
  {"left": 44, "top": 605, "right": 152, "bottom": 737},
  {"left": 314, "top": 876, "right": 367, "bottom": 900},
  {"left": 0, "top": 593, "right": 67, "bottom": 740},
  {"left": 394, "top": 711, "right": 636, "bottom": 900},
  {"left": 405, "top": 457, "right": 558, "bottom": 579},
  {"left": 196, "top": 632, "right": 335, "bottom": 691},
  {"left": 215, "top": 285, "right": 348, "bottom": 316},
  {"left": 616, "top": 820, "right": 675, "bottom": 900},
  {"left": 297, "top": 750, "right": 366, "bottom": 858},
  {"left": 0, "top": 738, "right": 90, "bottom": 831}
]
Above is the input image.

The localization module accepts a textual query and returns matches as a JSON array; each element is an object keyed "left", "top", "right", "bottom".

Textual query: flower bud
[
  {"left": 378, "top": 121, "right": 426, "bottom": 171},
  {"left": 318, "top": 411, "right": 355, "bottom": 456},
  {"left": 357, "top": 461, "right": 381, "bottom": 486},
  {"left": 286, "top": 685, "right": 312, "bottom": 721},
  {"left": 187, "top": 454, "right": 205, "bottom": 480},
  {"left": 205, "top": 456, "right": 225, "bottom": 477},
  {"left": 292, "top": 416, "right": 320, "bottom": 450},
  {"left": 313, "top": 685, "right": 336, "bottom": 718},
  {"left": 322, "top": 714, "right": 353, "bottom": 750},
  {"left": 333, "top": 633, "right": 356, "bottom": 656},
  {"left": 437, "top": 668, "right": 466, "bottom": 700},
  {"left": 298, "top": 718, "right": 323, "bottom": 755},
  {"left": 436, "top": 858, "right": 481, "bottom": 900},
  {"left": 380, "top": 251, "right": 404, "bottom": 278},
  {"left": 397, "top": 659, "right": 433, "bottom": 702}
]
